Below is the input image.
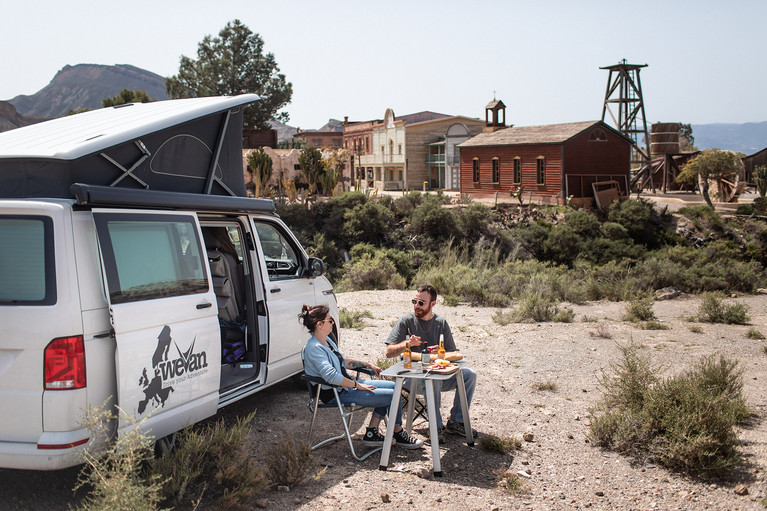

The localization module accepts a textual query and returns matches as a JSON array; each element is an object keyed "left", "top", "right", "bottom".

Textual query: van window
[
  {"left": 94, "top": 213, "right": 207, "bottom": 304},
  {"left": 254, "top": 222, "right": 302, "bottom": 280},
  {"left": 0, "top": 216, "right": 56, "bottom": 305}
]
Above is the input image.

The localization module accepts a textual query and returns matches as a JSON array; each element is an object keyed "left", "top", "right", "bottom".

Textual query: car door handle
[
  {"left": 270, "top": 287, "right": 281, "bottom": 294},
  {"left": 196, "top": 302, "right": 213, "bottom": 309}
]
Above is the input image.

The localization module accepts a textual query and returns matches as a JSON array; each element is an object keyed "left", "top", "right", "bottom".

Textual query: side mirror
[{"left": 307, "top": 257, "right": 325, "bottom": 277}]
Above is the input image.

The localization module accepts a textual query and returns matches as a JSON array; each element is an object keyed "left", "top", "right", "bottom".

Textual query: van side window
[
  {"left": 254, "top": 222, "right": 302, "bottom": 280},
  {"left": 0, "top": 216, "right": 56, "bottom": 305},
  {"left": 94, "top": 213, "right": 208, "bottom": 304}
]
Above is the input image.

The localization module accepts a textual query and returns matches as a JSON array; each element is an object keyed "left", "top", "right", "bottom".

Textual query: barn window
[
  {"left": 492, "top": 158, "right": 500, "bottom": 183},
  {"left": 536, "top": 157, "right": 546, "bottom": 185},
  {"left": 472, "top": 158, "right": 480, "bottom": 183},
  {"left": 513, "top": 158, "right": 521, "bottom": 184},
  {"left": 589, "top": 128, "right": 607, "bottom": 141}
]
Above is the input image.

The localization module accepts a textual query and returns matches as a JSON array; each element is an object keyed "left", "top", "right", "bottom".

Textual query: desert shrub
[
  {"left": 746, "top": 328, "right": 765, "bottom": 340},
  {"left": 640, "top": 320, "right": 670, "bottom": 330},
  {"left": 736, "top": 203, "right": 754, "bottom": 215},
  {"left": 313, "top": 191, "right": 368, "bottom": 246},
  {"left": 494, "top": 469, "right": 528, "bottom": 494},
  {"left": 678, "top": 205, "right": 725, "bottom": 233},
  {"left": 553, "top": 307, "right": 575, "bottom": 323},
  {"left": 491, "top": 309, "right": 515, "bottom": 326},
  {"left": 150, "top": 411, "right": 268, "bottom": 508},
  {"left": 406, "top": 195, "right": 460, "bottom": 250},
  {"left": 479, "top": 434, "right": 521, "bottom": 454},
  {"left": 532, "top": 381, "right": 558, "bottom": 392},
  {"left": 336, "top": 250, "right": 402, "bottom": 291},
  {"left": 579, "top": 237, "right": 646, "bottom": 266},
  {"left": 565, "top": 209, "right": 601, "bottom": 239},
  {"left": 265, "top": 435, "right": 321, "bottom": 488},
  {"left": 589, "top": 323, "right": 613, "bottom": 339},
  {"left": 75, "top": 406, "right": 165, "bottom": 511},
  {"left": 454, "top": 202, "right": 496, "bottom": 244},
  {"left": 601, "top": 221, "right": 631, "bottom": 240},
  {"left": 339, "top": 308, "right": 373, "bottom": 330},
  {"left": 342, "top": 200, "right": 396, "bottom": 247},
  {"left": 590, "top": 345, "right": 750, "bottom": 475},
  {"left": 607, "top": 198, "right": 661, "bottom": 248},
  {"left": 512, "top": 291, "right": 557, "bottom": 322},
  {"left": 695, "top": 293, "right": 750, "bottom": 324},
  {"left": 542, "top": 224, "right": 581, "bottom": 266},
  {"left": 754, "top": 196, "right": 767, "bottom": 213},
  {"left": 623, "top": 294, "right": 656, "bottom": 322}
]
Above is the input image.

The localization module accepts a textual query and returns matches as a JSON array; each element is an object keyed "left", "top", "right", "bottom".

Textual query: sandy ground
[{"left": 3, "top": 290, "right": 765, "bottom": 510}]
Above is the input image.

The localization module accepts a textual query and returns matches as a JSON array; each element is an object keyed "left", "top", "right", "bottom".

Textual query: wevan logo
[{"left": 137, "top": 325, "right": 209, "bottom": 414}]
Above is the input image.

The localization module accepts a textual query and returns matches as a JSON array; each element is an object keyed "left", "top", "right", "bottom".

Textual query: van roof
[{"left": 0, "top": 95, "right": 259, "bottom": 160}]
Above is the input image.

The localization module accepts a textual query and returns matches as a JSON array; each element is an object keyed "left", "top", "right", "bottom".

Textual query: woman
[{"left": 300, "top": 304, "right": 423, "bottom": 449}]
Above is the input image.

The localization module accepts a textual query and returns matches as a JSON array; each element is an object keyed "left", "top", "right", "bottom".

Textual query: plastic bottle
[
  {"left": 403, "top": 340, "right": 412, "bottom": 369},
  {"left": 437, "top": 334, "right": 446, "bottom": 360}
]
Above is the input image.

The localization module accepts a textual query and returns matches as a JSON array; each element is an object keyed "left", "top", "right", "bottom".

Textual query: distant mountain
[
  {"left": 8, "top": 64, "right": 169, "bottom": 119},
  {"left": 268, "top": 119, "right": 298, "bottom": 142},
  {"left": 691, "top": 121, "right": 767, "bottom": 155},
  {"left": 0, "top": 101, "right": 44, "bottom": 132}
]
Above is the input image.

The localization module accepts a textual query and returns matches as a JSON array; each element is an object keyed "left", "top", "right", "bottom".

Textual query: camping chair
[
  {"left": 302, "top": 367, "right": 383, "bottom": 461},
  {"left": 401, "top": 386, "right": 428, "bottom": 431}
]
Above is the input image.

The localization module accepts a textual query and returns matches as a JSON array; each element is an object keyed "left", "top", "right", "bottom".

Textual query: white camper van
[{"left": 0, "top": 95, "right": 338, "bottom": 470}]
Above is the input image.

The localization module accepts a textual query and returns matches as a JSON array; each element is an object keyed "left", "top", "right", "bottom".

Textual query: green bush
[
  {"left": 607, "top": 198, "right": 662, "bottom": 248},
  {"left": 336, "top": 251, "right": 403, "bottom": 291},
  {"left": 623, "top": 294, "right": 656, "bottom": 322},
  {"left": 746, "top": 328, "right": 765, "bottom": 340},
  {"left": 590, "top": 345, "right": 750, "bottom": 475},
  {"left": 265, "top": 435, "right": 321, "bottom": 488},
  {"left": 479, "top": 434, "right": 521, "bottom": 454},
  {"left": 75, "top": 406, "right": 165, "bottom": 511},
  {"left": 696, "top": 293, "right": 750, "bottom": 324},
  {"left": 150, "top": 411, "right": 268, "bottom": 508},
  {"left": 339, "top": 307, "right": 373, "bottom": 329}
]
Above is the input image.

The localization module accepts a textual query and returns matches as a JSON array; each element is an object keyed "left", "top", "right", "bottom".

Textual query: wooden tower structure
[{"left": 600, "top": 60, "right": 653, "bottom": 191}]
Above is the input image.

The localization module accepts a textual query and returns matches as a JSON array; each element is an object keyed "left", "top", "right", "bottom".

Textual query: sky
[{"left": 2, "top": 1, "right": 766, "bottom": 130}]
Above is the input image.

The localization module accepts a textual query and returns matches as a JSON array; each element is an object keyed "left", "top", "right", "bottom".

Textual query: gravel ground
[
  {"left": 245, "top": 289, "right": 767, "bottom": 511},
  {"left": 3, "top": 290, "right": 765, "bottom": 510}
]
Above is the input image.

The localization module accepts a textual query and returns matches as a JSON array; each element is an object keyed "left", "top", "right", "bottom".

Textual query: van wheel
[{"left": 154, "top": 432, "right": 176, "bottom": 457}]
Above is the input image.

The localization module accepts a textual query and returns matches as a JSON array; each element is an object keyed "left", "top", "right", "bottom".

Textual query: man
[{"left": 385, "top": 284, "right": 477, "bottom": 439}]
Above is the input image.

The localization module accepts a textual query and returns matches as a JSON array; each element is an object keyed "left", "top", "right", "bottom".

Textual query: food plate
[{"left": 424, "top": 363, "right": 460, "bottom": 375}]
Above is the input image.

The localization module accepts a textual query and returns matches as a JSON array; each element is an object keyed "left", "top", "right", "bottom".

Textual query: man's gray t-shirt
[{"left": 385, "top": 313, "right": 455, "bottom": 352}]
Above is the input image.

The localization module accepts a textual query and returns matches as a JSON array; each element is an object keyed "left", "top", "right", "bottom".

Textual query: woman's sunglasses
[{"left": 411, "top": 299, "right": 426, "bottom": 306}]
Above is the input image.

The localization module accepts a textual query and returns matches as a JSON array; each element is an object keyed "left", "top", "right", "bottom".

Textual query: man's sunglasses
[{"left": 411, "top": 299, "right": 426, "bottom": 306}]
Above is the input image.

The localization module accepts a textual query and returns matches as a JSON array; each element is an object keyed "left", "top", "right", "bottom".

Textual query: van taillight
[{"left": 44, "top": 336, "right": 86, "bottom": 390}]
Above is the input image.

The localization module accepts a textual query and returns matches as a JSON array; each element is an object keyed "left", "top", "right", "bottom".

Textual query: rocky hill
[
  {"left": 7, "top": 64, "right": 169, "bottom": 119},
  {"left": 0, "top": 101, "right": 45, "bottom": 131}
]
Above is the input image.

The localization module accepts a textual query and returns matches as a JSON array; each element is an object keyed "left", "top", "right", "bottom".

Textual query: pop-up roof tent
[{"left": 0, "top": 94, "right": 259, "bottom": 199}]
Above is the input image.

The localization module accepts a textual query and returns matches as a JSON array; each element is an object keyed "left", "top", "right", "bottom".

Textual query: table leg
[
  {"left": 405, "top": 378, "right": 417, "bottom": 434},
  {"left": 379, "top": 377, "right": 404, "bottom": 470},
  {"left": 423, "top": 379, "right": 442, "bottom": 477},
  {"left": 455, "top": 369, "right": 474, "bottom": 446}
]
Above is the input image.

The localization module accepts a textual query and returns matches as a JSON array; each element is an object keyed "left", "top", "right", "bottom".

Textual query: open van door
[{"left": 92, "top": 210, "right": 221, "bottom": 440}]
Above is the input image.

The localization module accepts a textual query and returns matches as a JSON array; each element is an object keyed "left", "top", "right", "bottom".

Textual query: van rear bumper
[{"left": 0, "top": 429, "right": 91, "bottom": 470}]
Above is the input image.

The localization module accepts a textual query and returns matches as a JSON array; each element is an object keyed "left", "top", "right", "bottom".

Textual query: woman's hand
[
  {"left": 368, "top": 363, "right": 383, "bottom": 377},
  {"left": 355, "top": 382, "right": 376, "bottom": 393}
]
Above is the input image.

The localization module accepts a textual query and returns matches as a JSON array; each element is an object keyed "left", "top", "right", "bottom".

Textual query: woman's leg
[{"left": 335, "top": 379, "right": 403, "bottom": 428}]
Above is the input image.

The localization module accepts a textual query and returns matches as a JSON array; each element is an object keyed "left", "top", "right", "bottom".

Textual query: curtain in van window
[
  {"left": 0, "top": 217, "right": 55, "bottom": 304},
  {"left": 95, "top": 215, "right": 207, "bottom": 304}
]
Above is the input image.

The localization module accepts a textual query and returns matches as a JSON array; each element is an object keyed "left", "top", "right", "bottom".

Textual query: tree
[
  {"left": 679, "top": 123, "right": 697, "bottom": 151},
  {"left": 322, "top": 148, "right": 350, "bottom": 194},
  {"left": 298, "top": 147, "right": 325, "bottom": 196},
  {"left": 246, "top": 148, "right": 273, "bottom": 197},
  {"left": 102, "top": 89, "right": 155, "bottom": 108},
  {"left": 165, "top": 19, "right": 292, "bottom": 129},
  {"left": 677, "top": 149, "right": 744, "bottom": 208}
]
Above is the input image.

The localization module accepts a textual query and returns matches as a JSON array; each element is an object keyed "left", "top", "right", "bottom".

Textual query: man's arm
[{"left": 384, "top": 316, "right": 421, "bottom": 358}]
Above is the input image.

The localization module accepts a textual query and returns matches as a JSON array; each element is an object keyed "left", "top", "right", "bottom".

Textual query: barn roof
[{"left": 458, "top": 120, "right": 626, "bottom": 147}]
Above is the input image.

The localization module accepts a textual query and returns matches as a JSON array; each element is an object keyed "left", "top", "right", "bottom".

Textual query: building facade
[
  {"left": 344, "top": 109, "right": 485, "bottom": 191},
  {"left": 458, "top": 121, "right": 631, "bottom": 206}
]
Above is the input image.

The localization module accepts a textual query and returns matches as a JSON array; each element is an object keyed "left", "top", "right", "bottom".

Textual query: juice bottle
[
  {"left": 403, "top": 340, "right": 412, "bottom": 369},
  {"left": 437, "top": 334, "right": 446, "bottom": 360}
]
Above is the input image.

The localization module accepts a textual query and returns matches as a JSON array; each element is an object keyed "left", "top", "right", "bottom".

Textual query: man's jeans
[
  {"left": 410, "top": 367, "right": 476, "bottom": 428},
  {"left": 326, "top": 379, "right": 403, "bottom": 426}
]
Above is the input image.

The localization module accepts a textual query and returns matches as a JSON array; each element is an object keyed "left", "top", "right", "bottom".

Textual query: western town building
[{"left": 458, "top": 119, "right": 632, "bottom": 207}]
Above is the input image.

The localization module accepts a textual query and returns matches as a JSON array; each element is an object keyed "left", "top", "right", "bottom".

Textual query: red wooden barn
[{"left": 458, "top": 120, "right": 632, "bottom": 206}]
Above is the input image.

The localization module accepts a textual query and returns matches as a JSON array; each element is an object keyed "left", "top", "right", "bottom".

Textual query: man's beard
[{"left": 414, "top": 306, "right": 431, "bottom": 319}]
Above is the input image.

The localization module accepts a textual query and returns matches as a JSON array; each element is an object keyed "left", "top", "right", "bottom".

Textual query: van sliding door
[{"left": 92, "top": 210, "right": 220, "bottom": 440}]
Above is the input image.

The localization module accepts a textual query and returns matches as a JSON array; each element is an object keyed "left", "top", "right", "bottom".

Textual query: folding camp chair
[
  {"left": 302, "top": 368, "right": 383, "bottom": 461},
  {"left": 401, "top": 386, "right": 428, "bottom": 430}
]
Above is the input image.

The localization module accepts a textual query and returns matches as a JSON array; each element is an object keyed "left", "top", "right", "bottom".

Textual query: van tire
[{"left": 154, "top": 432, "right": 177, "bottom": 457}]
